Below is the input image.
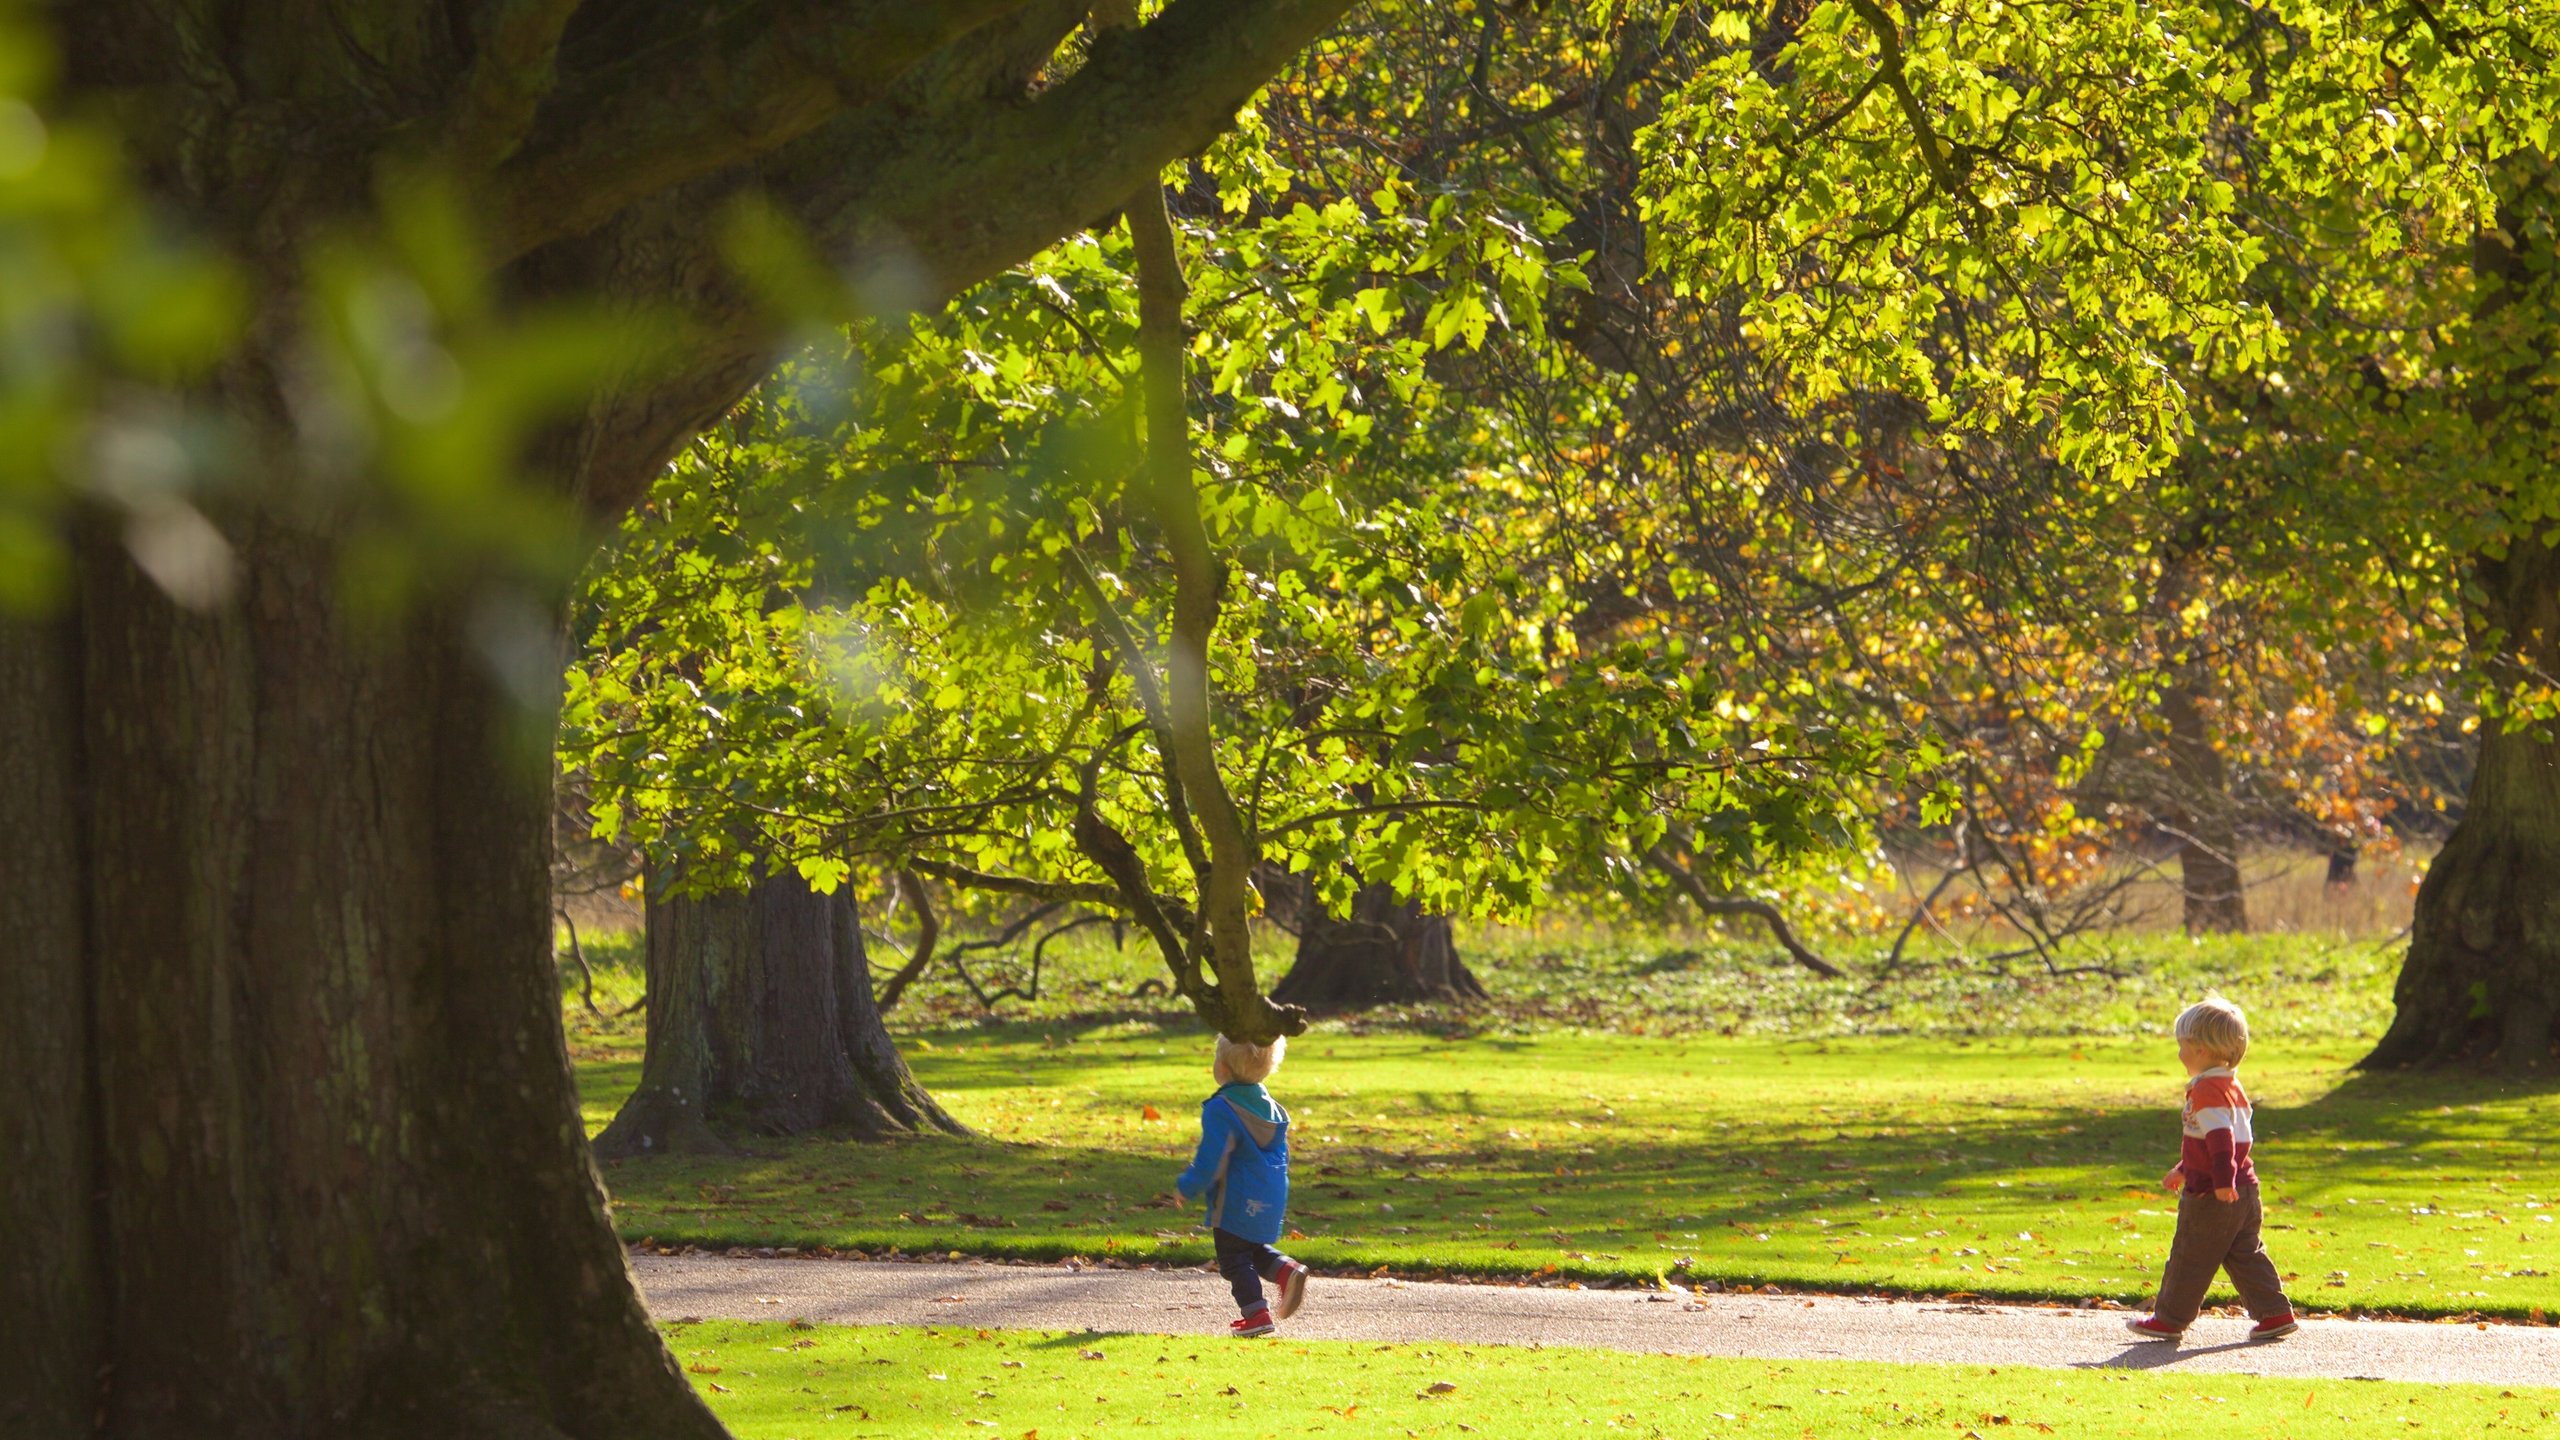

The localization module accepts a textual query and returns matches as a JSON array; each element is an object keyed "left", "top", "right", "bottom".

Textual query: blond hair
[
  {"left": 2175, "top": 995, "right": 2250, "bottom": 1066},
  {"left": 1216, "top": 1033, "right": 1286, "bottom": 1084}
]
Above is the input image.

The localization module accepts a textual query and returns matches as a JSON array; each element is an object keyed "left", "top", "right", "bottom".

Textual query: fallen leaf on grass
[{"left": 1419, "top": 1381, "right": 1458, "bottom": 1397}]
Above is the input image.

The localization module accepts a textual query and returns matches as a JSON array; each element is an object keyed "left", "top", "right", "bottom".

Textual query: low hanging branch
[{"left": 1645, "top": 845, "right": 1846, "bottom": 980}]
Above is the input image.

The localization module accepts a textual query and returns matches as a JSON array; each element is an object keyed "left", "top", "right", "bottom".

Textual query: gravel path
[{"left": 634, "top": 1254, "right": 2559, "bottom": 1388}]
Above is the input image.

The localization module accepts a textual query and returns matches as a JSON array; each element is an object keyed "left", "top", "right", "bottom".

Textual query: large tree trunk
[
  {"left": 9, "top": 9, "right": 1354, "bottom": 1434},
  {"left": 596, "top": 868, "right": 958, "bottom": 1158},
  {"left": 1, "top": 535, "right": 725, "bottom": 1440},
  {"left": 2161, "top": 682, "right": 2249, "bottom": 934},
  {"left": 2369, "top": 166, "right": 2560, "bottom": 1074},
  {"left": 1271, "top": 882, "right": 1487, "bottom": 1009},
  {"left": 2368, "top": 537, "right": 2560, "bottom": 1074}
]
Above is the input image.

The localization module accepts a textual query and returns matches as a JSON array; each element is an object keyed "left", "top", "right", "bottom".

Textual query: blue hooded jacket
[{"left": 1173, "top": 1081, "right": 1290, "bottom": 1244}]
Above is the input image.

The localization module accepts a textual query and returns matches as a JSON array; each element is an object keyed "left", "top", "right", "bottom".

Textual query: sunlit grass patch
[
  {"left": 662, "top": 1321, "right": 2559, "bottom": 1438},
  {"left": 594, "top": 1027, "right": 2560, "bottom": 1320}
]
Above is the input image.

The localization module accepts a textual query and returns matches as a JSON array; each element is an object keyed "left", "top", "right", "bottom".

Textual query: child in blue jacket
[{"left": 1174, "top": 1034, "right": 1308, "bottom": 1337}]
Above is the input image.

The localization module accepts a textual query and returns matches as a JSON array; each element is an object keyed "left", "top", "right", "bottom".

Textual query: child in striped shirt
[{"left": 2125, "top": 996, "right": 2300, "bottom": 1342}]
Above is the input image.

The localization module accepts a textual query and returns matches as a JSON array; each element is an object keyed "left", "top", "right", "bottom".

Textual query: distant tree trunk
[
  {"left": 0, "top": 538, "right": 727, "bottom": 1440},
  {"left": 596, "top": 867, "right": 958, "bottom": 1157},
  {"left": 1271, "top": 882, "right": 1486, "bottom": 1009},
  {"left": 2161, "top": 682, "right": 2249, "bottom": 934},
  {"left": 2324, "top": 841, "right": 2359, "bottom": 888},
  {"left": 2369, "top": 538, "right": 2560, "bottom": 1073}
]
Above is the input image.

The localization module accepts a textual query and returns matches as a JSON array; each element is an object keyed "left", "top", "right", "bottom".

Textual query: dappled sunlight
[{"left": 588, "top": 1028, "right": 2558, "bottom": 1320}]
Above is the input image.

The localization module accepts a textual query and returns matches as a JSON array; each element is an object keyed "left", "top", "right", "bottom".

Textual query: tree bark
[
  {"left": 2161, "top": 682, "right": 2249, "bottom": 934},
  {"left": 2368, "top": 165, "right": 2560, "bottom": 1074},
  {"left": 12, "top": 9, "right": 1352, "bottom": 1434},
  {"left": 596, "top": 868, "right": 959, "bottom": 1158},
  {"left": 0, "top": 615, "right": 99, "bottom": 1440},
  {"left": 2369, "top": 538, "right": 2560, "bottom": 1073},
  {"left": 2, "top": 532, "right": 727, "bottom": 1440},
  {"left": 1271, "top": 883, "right": 1487, "bottom": 1009}
]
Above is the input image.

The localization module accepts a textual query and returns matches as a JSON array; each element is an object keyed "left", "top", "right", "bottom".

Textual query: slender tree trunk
[
  {"left": 596, "top": 867, "right": 958, "bottom": 1158},
  {"left": 1, "top": 530, "right": 725, "bottom": 1440},
  {"left": 2161, "top": 682, "right": 2249, "bottom": 934},
  {"left": 2369, "top": 537, "right": 2560, "bottom": 1073},
  {"left": 1271, "top": 882, "right": 1487, "bottom": 1009}
]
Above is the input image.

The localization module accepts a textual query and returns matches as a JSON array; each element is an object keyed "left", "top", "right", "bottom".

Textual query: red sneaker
[
  {"left": 2249, "top": 1312, "right": 2300, "bottom": 1341},
  {"left": 2123, "top": 1316, "right": 2183, "bottom": 1341},
  {"left": 1272, "top": 1260, "right": 1310, "bottom": 1320},
  {"left": 1230, "top": 1308, "right": 1275, "bottom": 1338}
]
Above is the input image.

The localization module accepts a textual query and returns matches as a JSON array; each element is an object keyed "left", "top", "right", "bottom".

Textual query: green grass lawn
[
  {"left": 664, "top": 1321, "right": 2557, "bottom": 1438},
  {"left": 571, "top": 930, "right": 2560, "bottom": 1320}
]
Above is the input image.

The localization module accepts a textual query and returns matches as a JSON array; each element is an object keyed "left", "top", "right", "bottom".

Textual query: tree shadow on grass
[{"left": 597, "top": 1059, "right": 2558, "bottom": 1316}]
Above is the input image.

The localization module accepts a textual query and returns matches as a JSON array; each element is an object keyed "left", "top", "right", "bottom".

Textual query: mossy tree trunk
[
  {"left": 1271, "top": 882, "right": 1486, "bottom": 1009},
  {"left": 2369, "top": 537, "right": 2560, "bottom": 1072},
  {"left": 596, "top": 868, "right": 957, "bottom": 1157}
]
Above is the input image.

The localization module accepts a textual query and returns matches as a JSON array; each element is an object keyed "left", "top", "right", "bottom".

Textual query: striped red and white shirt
[{"left": 2179, "top": 1066, "right": 2256, "bottom": 1193}]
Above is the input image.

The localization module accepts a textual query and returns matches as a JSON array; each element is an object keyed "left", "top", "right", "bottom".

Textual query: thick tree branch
[
  {"left": 570, "top": 0, "right": 1354, "bottom": 515},
  {"left": 449, "top": 0, "right": 586, "bottom": 169},
  {"left": 780, "top": 0, "right": 1358, "bottom": 301},
  {"left": 491, "top": 0, "right": 1033, "bottom": 258},
  {"left": 1646, "top": 846, "right": 1845, "bottom": 979}
]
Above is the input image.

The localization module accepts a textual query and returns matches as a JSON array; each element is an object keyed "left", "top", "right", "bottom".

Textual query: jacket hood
[{"left": 1215, "top": 1081, "right": 1283, "bottom": 1125}]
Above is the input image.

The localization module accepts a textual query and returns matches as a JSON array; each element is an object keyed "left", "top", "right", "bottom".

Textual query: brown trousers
[{"left": 2151, "top": 1182, "right": 2291, "bottom": 1327}]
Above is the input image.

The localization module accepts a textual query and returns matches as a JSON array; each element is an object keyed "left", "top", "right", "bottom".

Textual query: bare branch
[
  {"left": 1646, "top": 846, "right": 1845, "bottom": 979},
  {"left": 874, "top": 868, "right": 942, "bottom": 1012},
  {"left": 907, "top": 857, "right": 1120, "bottom": 909}
]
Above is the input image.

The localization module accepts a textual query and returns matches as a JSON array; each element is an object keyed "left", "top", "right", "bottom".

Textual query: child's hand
[
  {"left": 2213, "top": 1187, "right": 2238, "bottom": 1203},
  {"left": 2161, "top": 1167, "right": 2184, "bottom": 1194}
]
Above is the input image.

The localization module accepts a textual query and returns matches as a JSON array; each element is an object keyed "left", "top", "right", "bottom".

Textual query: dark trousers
[
  {"left": 1212, "top": 1227, "right": 1290, "bottom": 1314},
  {"left": 2151, "top": 1183, "right": 2292, "bottom": 1327}
]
